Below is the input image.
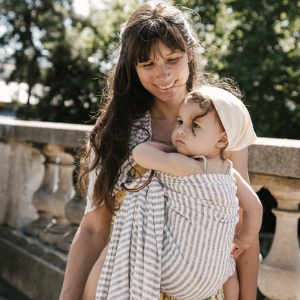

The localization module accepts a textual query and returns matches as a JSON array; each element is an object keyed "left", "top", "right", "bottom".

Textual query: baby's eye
[{"left": 177, "top": 119, "right": 183, "bottom": 125}]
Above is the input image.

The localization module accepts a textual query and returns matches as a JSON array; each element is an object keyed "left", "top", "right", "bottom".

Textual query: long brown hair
[{"left": 78, "top": 1, "right": 205, "bottom": 214}]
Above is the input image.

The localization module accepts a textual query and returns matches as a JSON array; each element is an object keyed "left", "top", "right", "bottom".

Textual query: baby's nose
[{"left": 177, "top": 127, "right": 186, "bottom": 135}]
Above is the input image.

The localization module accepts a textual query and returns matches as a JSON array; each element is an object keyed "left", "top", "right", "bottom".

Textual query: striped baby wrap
[
  {"left": 90, "top": 112, "right": 241, "bottom": 299},
  {"left": 95, "top": 165, "right": 239, "bottom": 300}
]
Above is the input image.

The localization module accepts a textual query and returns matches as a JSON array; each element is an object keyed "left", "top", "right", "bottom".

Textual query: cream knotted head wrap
[{"left": 194, "top": 86, "right": 257, "bottom": 151}]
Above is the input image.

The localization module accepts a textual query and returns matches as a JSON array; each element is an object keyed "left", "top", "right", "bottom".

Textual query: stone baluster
[
  {"left": 254, "top": 174, "right": 300, "bottom": 300},
  {"left": 39, "top": 148, "right": 75, "bottom": 245},
  {"left": 1, "top": 141, "right": 45, "bottom": 229},
  {"left": 25, "top": 144, "right": 60, "bottom": 236},
  {"left": 56, "top": 188, "right": 86, "bottom": 252}
]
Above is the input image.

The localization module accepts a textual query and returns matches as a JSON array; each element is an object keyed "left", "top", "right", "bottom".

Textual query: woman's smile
[{"left": 156, "top": 81, "right": 176, "bottom": 90}]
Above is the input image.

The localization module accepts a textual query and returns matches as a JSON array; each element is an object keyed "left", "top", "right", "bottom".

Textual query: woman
[{"left": 59, "top": 1, "right": 260, "bottom": 299}]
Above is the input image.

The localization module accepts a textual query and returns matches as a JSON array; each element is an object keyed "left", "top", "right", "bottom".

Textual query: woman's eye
[
  {"left": 193, "top": 123, "right": 200, "bottom": 128},
  {"left": 142, "top": 63, "right": 153, "bottom": 68},
  {"left": 168, "top": 57, "right": 179, "bottom": 63}
]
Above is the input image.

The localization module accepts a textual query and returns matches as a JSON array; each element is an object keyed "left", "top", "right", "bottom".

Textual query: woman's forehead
[
  {"left": 136, "top": 40, "right": 183, "bottom": 62},
  {"left": 179, "top": 101, "right": 202, "bottom": 114},
  {"left": 150, "top": 42, "right": 181, "bottom": 59}
]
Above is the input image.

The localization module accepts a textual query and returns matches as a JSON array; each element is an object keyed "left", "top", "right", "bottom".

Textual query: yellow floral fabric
[
  {"left": 160, "top": 287, "right": 224, "bottom": 300},
  {"left": 114, "top": 165, "right": 148, "bottom": 211}
]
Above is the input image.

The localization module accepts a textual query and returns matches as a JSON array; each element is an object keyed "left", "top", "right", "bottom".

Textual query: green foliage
[
  {"left": 0, "top": 0, "right": 141, "bottom": 123},
  {"left": 219, "top": 0, "right": 300, "bottom": 139},
  {"left": 193, "top": 0, "right": 299, "bottom": 139},
  {"left": 1, "top": 0, "right": 299, "bottom": 138},
  {"left": 174, "top": 0, "right": 300, "bottom": 139},
  {"left": 0, "top": 0, "right": 70, "bottom": 117}
]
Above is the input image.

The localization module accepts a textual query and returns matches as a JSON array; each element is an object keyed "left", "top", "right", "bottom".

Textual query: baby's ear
[{"left": 217, "top": 132, "right": 228, "bottom": 149}]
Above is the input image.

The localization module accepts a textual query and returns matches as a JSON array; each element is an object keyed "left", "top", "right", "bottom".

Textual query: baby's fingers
[
  {"left": 230, "top": 245, "right": 238, "bottom": 256},
  {"left": 232, "top": 246, "right": 244, "bottom": 258}
]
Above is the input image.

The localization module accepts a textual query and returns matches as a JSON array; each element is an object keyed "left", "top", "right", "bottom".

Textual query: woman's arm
[
  {"left": 230, "top": 148, "right": 261, "bottom": 300},
  {"left": 133, "top": 141, "right": 202, "bottom": 176},
  {"left": 231, "top": 169, "right": 263, "bottom": 256},
  {"left": 59, "top": 204, "right": 112, "bottom": 300}
]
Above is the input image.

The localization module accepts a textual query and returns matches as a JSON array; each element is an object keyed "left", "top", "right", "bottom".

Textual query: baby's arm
[
  {"left": 231, "top": 168, "right": 263, "bottom": 258},
  {"left": 133, "top": 141, "right": 202, "bottom": 176}
]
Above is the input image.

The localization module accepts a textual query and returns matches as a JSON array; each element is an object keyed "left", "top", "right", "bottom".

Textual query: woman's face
[{"left": 135, "top": 42, "right": 190, "bottom": 106}]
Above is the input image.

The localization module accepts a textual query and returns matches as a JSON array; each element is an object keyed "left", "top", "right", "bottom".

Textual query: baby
[{"left": 132, "top": 85, "right": 263, "bottom": 299}]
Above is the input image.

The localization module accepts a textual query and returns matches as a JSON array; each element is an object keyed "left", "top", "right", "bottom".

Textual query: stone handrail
[{"left": 0, "top": 117, "right": 299, "bottom": 300}]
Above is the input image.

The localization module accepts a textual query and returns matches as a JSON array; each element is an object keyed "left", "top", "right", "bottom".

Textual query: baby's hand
[{"left": 230, "top": 233, "right": 251, "bottom": 258}]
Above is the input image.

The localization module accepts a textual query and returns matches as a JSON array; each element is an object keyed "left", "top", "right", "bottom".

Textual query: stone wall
[{"left": 0, "top": 117, "right": 299, "bottom": 300}]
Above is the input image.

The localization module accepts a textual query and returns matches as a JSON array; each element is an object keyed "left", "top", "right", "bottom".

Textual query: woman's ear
[{"left": 216, "top": 132, "right": 228, "bottom": 149}]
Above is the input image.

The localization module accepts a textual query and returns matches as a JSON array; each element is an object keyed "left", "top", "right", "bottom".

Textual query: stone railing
[{"left": 0, "top": 117, "right": 299, "bottom": 300}]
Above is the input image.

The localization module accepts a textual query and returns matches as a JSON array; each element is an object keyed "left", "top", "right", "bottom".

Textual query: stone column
[
  {"left": 56, "top": 188, "right": 86, "bottom": 252},
  {"left": 25, "top": 144, "right": 60, "bottom": 236},
  {"left": 1, "top": 141, "right": 44, "bottom": 229},
  {"left": 256, "top": 175, "right": 300, "bottom": 300},
  {"left": 0, "top": 141, "right": 12, "bottom": 225},
  {"left": 39, "top": 148, "right": 75, "bottom": 245}
]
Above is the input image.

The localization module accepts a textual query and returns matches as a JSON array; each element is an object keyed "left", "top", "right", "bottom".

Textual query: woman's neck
[
  {"left": 150, "top": 101, "right": 179, "bottom": 122},
  {"left": 150, "top": 103, "right": 178, "bottom": 144}
]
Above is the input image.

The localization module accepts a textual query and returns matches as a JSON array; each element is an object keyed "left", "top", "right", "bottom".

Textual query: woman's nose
[{"left": 157, "top": 64, "right": 170, "bottom": 79}]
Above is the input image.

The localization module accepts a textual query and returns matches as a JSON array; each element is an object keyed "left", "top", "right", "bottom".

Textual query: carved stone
[
  {"left": 39, "top": 147, "right": 75, "bottom": 244},
  {"left": 25, "top": 144, "right": 60, "bottom": 236},
  {"left": 258, "top": 209, "right": 300, "bottom": 300},
  {"left": 2, "top": 141, "right": 44, "bottom": 229}
]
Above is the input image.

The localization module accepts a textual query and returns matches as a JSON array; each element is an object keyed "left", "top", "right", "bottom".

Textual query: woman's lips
[{"left": 156, "top": 80, "right": 176, "bottom": 90}]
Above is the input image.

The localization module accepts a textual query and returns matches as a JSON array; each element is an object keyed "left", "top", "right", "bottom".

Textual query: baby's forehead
[
  {"left": 179, "top": 99, "right": 207, "bottom": 113},
  {"left": 179, "top": 100, "right": 199, "bottom": 111},
  {"left": 179, "top": 99, "right": 222, "bottom": 125},
  {"left": 179, "top": 101, "right": 215, "bottom": 117}
]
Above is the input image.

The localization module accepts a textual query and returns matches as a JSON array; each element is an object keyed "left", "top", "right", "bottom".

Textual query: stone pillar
[
  {"left": 25, "top": 144, "right": 60, "bottom": 236},
  {"left": 2, "top": 141, "right": 44, "bottom": 229},
  {"left": 256, "top": 175, "right": 300, "bottom": 300},
  {"left": 39, "top": 148, "right": 75, "bottom": 245},
  {"left": 56, "top": 189, "right": 86, "bottom": 252},
  {"left": 0, "top": 141, "right": 12, "bottom": 225}
]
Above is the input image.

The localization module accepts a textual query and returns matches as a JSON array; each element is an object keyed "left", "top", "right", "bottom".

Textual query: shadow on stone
[{"left": 0, "top": 278, "right": 30, "bottom": 300}]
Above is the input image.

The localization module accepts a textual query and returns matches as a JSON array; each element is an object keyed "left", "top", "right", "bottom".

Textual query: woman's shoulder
[{"left": 129, "top": 111, "right": 151, "bottom": 146}]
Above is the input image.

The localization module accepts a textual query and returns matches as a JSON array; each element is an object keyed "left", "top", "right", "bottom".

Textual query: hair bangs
[{"left": 132, "top": 20, "right": 187, "bottom": 64}]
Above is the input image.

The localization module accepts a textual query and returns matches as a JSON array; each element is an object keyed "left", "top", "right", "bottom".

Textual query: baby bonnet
[{"left": 196, "top": 85, "right": 257, "bottom": 151}]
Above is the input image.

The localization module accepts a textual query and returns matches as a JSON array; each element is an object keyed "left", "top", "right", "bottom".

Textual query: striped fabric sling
[{"left": 95, "top": 112, "right": 239, "bottom": 300}]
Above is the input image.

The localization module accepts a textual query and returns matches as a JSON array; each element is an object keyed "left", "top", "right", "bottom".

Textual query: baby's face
[{"left": 171, "top": 101, "right": 224, "bottom": 157}]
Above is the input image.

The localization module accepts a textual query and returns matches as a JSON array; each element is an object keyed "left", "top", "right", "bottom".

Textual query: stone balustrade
[{"left": 0, "top": 117, "right": 299, "bottom": 300}]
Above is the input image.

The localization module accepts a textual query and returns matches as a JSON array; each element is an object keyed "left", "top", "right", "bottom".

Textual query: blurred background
[{"left": 0, "top": 0, "right": 299, "bottom": 139}]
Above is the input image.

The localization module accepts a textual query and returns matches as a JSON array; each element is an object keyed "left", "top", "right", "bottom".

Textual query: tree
[
  {"left": 0, "top": 0, "right": 141, "bottom": 123},
  {"left": 175, "top": 0, "right": 300, "bottom": 139},
  {"left": 220, "top": 0, "right": 300, "bottom": 139},
  {"left": 2, "top": 0, "right": 299, "bottom": 137},
  {"left": 0, "top": 0, "right": 73, "bottom": 118}
]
